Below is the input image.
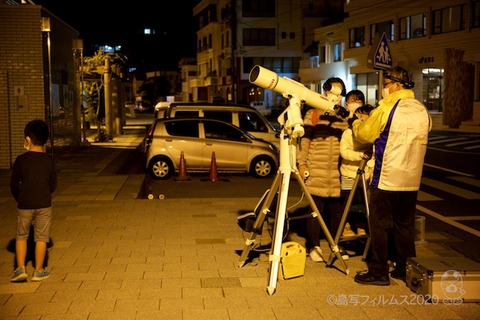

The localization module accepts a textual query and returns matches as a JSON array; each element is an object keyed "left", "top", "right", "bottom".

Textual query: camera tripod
[
  {"left": 326, "top": 157, "right": 372, "bottom": 266},
  {"left": 237, "top": 95, "right": 348, "bottom": 295}
]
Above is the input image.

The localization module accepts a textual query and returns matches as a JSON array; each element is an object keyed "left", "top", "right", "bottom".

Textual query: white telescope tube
[{"left": 249, "top": 65, "right": 340, "bottom": 114}]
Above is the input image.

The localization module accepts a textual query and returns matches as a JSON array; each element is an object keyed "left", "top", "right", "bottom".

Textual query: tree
[{"left": 82, "top": 50, "right": 126, "bottom": 140}]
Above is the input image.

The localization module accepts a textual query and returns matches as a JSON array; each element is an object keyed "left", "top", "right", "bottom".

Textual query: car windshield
[{"left": 238, "top": 112, "right": 268, "bottom": 132}]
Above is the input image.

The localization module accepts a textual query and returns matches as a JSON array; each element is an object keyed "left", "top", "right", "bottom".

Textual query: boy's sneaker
[
  {"left": 11, "top": 267, "right": 28, "bottom": 282},
  {"left": 309, "top": 246, "right": 324, "bottom": 262},
  {"left": 32, "top": 269, "right": 50, "bottom": 281}
]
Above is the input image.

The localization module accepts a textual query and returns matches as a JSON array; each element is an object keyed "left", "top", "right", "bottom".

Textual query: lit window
[
  {"left": 399, "top": 13, "right": 426, "bottom": 40},
  {"left": 370, "top": 20, "right": 394, "bottom": 44},
  {"left": 432, "top": 5, "right": 465, "bottom": 34},
  {"left": 144, "top": 28, "right": 156, "bottom": 35},
  {"left": 349, "top": 26, "right": 365, "bottom": 48}
]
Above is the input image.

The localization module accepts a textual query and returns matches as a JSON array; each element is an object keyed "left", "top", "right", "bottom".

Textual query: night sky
[{"left": 35, "top": 0, "right": 198, "bottom": 69}]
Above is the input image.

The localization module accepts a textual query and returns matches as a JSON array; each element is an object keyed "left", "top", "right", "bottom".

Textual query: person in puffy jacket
[
  {"left": 351, "top": 66, "right": 432, "bottom": 286},
  {"left": 297, "top": 77, "right": 349, "bottom": 262}
]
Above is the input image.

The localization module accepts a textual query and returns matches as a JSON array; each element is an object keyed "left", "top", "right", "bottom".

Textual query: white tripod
[{"left": 237, "top": 95, "right": 348, "bottom": 295}]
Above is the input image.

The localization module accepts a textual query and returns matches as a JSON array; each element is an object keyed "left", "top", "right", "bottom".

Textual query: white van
[
  {"left": 165, "top": 102, "right": 280, "bottom": 146},
  {"left": 154, "top": 101, "right": 171, "bottom": 118},
  {"left": 250, "top": 101, "right": 271, "bottom": 116}
]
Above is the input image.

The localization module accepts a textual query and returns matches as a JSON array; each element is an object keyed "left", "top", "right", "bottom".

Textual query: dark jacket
[{"left": 10, "top": 151, "right": 57, "bottom": 209}]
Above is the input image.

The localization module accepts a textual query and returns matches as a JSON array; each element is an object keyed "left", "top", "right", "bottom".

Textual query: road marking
[
  {"left": 445, "top": 139, "right": 480, "bottom": 147},
  {"left": 416, "top": 205, "right": 480, "bottom": 237},
  {"left": 428, "top": 146, "right": 480, "bottom": 155},
  {"left": 421, "top": 156, "right": 480, "bottom": 239},
  {"left": 428, "top": 136, "right": 448, "bottom": 141},
  {"left": 417, "top": 190, "right": 442, "bottom": 201},
  {"left": 423, "top": 163, "right": 474, "bottom": 177},
  {"left": 451, "top": 216, "right": 480, "bottom": 221},
  {"left": 448, "top": 176, "right": 480, "bottom": 188},
  {"left": 421, "top": 177, "right": 480, "bottom": 199},
  {"left": 428, "top": 138, "right": 466, "bottom": 145},
  {"left": 464, "top": 144, "right": 480, "bottom": 150}
]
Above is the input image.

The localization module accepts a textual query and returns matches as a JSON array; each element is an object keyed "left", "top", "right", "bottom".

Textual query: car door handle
[{"left": 205, "top": 142, "right": 213, "bottom": 146}]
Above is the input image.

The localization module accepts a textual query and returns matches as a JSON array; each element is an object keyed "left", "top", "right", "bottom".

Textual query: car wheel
[
  {"left": 148, "top": 156, "right": 174, "bottom": 180},
  {"left": 250, "top": 156, "right": 276, "bottom": 178}
]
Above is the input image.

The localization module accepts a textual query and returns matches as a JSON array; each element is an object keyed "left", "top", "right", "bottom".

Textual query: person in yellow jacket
[{"left": 350, "top": 66, "right": 432, "bottom": 286}]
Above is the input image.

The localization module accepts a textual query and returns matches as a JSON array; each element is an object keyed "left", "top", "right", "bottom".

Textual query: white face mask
[
  {"left": 346, "top": 102, "right": 362, "bottom": 112},
  {"left": 382, "top": 87, "right": 390, "bottom": 98}
]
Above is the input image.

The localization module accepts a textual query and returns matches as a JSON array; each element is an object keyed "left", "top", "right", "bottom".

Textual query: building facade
[
  {"left": 191, "top": 0, "right": 342, "bottom": 106},
  {"left": 178, "top": 57, "right": 198, "bottom": 102},
  {"left": 299, "top": 0, "right": 480, "bottom": 125}
]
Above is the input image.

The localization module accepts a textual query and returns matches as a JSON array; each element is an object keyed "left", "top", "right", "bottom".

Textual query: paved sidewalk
[{"left": 0, "top": 128, "right": 479, "bottom": 319}]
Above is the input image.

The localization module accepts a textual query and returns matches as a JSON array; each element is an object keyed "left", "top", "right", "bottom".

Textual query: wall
[
  {"left": 0, "top": 5, "right": 45, "bottom": 168},
  {"left": 0, "top": 4, "right": 81, "bottom": 169}
]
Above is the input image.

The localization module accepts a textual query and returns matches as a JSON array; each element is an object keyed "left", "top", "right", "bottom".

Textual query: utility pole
[
  {"left": 80, "top": 47, "right": 91, "bottom": 145},
  {"left": 231, "top": 0, "right": 237, "bottom": 104},
  {"left": 104, "top": 57, "right": 112, "bottom": 138},
  {"left": 73, "top": 39, "right": 90, "bottom": 145}
]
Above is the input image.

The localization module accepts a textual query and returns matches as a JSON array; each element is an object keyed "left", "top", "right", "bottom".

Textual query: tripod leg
[
  {"left": 267, "top": 171, "right": 291, "bottom": 295},
  {"left": 327, "top": 158, "right": 367, "bottom": 266},
  {"left": 238, "top": 171, "right": 281, "bottom": 268},
  {"left": 293, "top": 171, "right": 349, "bottom": 275},
  {"left": 360, "top": 172, "right": 372, "bottom": 261}
]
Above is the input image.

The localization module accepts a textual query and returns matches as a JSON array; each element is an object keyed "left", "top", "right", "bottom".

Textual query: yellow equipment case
[{"left": 279, "top": 242, "right": 306, "bottom": 280}]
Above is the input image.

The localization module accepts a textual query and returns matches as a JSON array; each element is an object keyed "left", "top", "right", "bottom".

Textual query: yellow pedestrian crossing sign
[{"left": 367, "top": 32, "right": 393, "bottom": 70}]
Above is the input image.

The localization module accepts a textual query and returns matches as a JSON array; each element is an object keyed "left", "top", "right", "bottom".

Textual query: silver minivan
[{"left": 163, "top": 102, "right": 280, "bottom": 146}]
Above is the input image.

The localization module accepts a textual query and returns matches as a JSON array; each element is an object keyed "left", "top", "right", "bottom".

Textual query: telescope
[
  {"left": 241, "top": 65, "right": 352, "bottom": 294},
  {"left": 249, "top": 65, "right": 348, "bottom": 116}
]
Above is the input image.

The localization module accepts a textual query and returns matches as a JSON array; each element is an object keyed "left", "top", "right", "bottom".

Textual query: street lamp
[{"left": 41, "top": 17, "right": 54, "bottom": 157}]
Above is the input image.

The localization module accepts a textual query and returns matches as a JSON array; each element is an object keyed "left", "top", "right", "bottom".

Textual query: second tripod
[{"left": 326, "top": 156, "right": 372, "bottom": 266}]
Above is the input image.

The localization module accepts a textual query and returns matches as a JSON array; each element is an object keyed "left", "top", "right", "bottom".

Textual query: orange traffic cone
[
  {"left": 208, "top": 151, "right": 219, "bottom": 182},
  {"left": 175, "top": 151, "right": 190, "bottom": 181}
]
